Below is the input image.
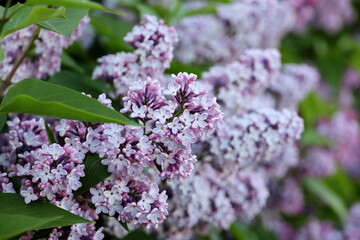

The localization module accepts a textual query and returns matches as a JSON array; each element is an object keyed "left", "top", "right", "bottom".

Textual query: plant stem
[
  {"left": 0, "top": 26, "right": 40, "bottom": 97},
  {"left": 0, "top": 0, "right": 12, "bottom": 36}
]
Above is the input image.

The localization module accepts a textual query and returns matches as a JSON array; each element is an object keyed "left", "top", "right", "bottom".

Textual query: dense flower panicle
[
  {"left": 175, "top": 0, "right": 294, "bottom": 64},
  {"left": 217, "top": 0, "right": 294, "bottom": 57},
  {"left": 162, "top": 163, "right": 268, "bottom": 239},
  {"left": 120, "top": 73, "right": 222, "bottom": 180},
  {"left": 0, "top": 17, "right": 89, "bottom": 85},
  {"left": 124, "top": 15, "right": 178, "bottom": 70},
  {"left": 92, "top": 52, "right": 147, "bottom": 96},
  {"left": 276, "top": 179, "right": 304, "bottom": 215},
  {"left": 295, "top": 220, "right": 343, "bottom": 240},
  {"left": 210, "top": 109, "right": 304, "bottom": 168},
  {"left": 202, "top": 48, "right": 281, "bottom": 113},
  {"left": 0, "top": 115, "right": 91, "bottom": 203},
  {"left": 92, "top": 15, "right": 178, "bottom": 97},
  {"left": 54, "top": 197, "right": 104, "bottom": 240},
  {"left": 262, "top": 214, "right": 295, "bottom": 240},
  {"left": 289, "top": 0, "right": 355, "bottom": 33},
  {"left": 90, "top": 175, "right": 168, "bottom": 229},
  {"left": 0, "top": 114, "right": 104, "bottom": 238},
  {"left": 317, "top": 110, "right": 360, "bottom": 176},
  {"left": 257, "top": 144, "right": 300, "bottom": 179},
  {"left": 301, "top": 147, "right": 336, "bottom": 177},
  {"left": 272, "top": 63, "right": 320, "bottom": 109},
  {"left": 175, "top": 15, "right": 231, "bottom": 64},
  {"left": 288, "top": 0, "right": 321, "bottom": 32},
  {"left": 345, "top": 204, "right": 360, "bottom": 240},
  {"left": 227, "top": 169, "right": 269, "bottom": 221},
  {"left": 166, "top": 164, "right": 234, "bottom": 232}
]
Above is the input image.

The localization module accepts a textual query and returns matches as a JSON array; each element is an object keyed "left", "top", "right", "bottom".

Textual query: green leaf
[
  {"left": 166, "top": 60, "right": 210, "bottom": 78},
  {"left": 0, "top": 78, "right": 140, "bottom": 126},
  {"left": 299, "top": 91, "right": 336, "bottom": 128},
  {"left": 61, "top": 52, "right": 85, "bottom": 74},
  {"left": 136, "top": 4, "right": 160, "bottom": 19},
  {"left": 0, "top": 193, "right": 91, "bottom": 239},
  {"left": 43, "top": 118, "right": 56, "bottom": 144},
  {"left": 184, "top": 4, "right": 217, "bottom": 17},
  {"left": 0, "top": 113, "right": 6, "bottom": 132},
  {"left": 301, "top": 129, "right": 333, "bottom": 147},
  {"left": 26, "top": 0, "right": 125, "bottom": 16},
  {"left": 38, "top": 7, "right": 88, "bottom": 39},
  {"left": 74, "top": 154, "right": 110, "bottom": 196},
  {"left": 89, "top": 14, "right": 133, "bottom": 52},
  {"left": 48, "top": 70, "right": 109, "bottom": 97},
  {"left": 0, "top": 214, "right": 61, "bottom": 240},
  {"left": 303, "top": 178, "right": 348, "bottom": 222},
  {"left": 323, "top": 167, "right": 359, "bottom": 206},
  {"left": 120, "top": 222, "right": 130, "bottom": 232},
  {"left": 230, "top": 223, "right": 258, "bottom": 240},
  {"left": 0, "top": 46, "right": 4, "bottom": 62},
  {"left": 0, "top": 4, "right": 66, "bottom": 39}
]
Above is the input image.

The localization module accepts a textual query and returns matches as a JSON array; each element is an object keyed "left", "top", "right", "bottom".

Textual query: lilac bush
[{"left": 1, "top": 0, "right": 360, "bottom": 239}]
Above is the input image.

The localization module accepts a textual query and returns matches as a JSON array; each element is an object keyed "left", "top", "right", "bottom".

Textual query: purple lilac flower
[
  {"left": 210, "top": 108, "right": 304, "bottom": 168},
  {"left": 90, "top": 175, "right": 168, "bottom": 229},
  {"left": 217, "top": 0, "right": 294, "bottom": 56},
  {"left": 289, "top": 0, "right": 354, "bottom": 33},
  {"left": 175, "top": 15, "right": 231, "bottom": 64},
  {"left": 262, "top": 213, "right": 295, "bottom": 240},
  {"left": 257, "top": 144, "right": 300, "bottom": 179},
  {"left": 301, "top": 147, "right": 336, "bottom": 177},
  {"left": 317, "top": 110, "right": 360, "bottom": 176},
  {"left": 92, "top": 15, "right": 178, "bottom": 97},
  {"left": 161, "top": 163, "right": 269, "bottom": 239},
  {"left": 202, "top": 48, "right": 281, "bottom": 114},
  {"left": 272, "top": 63, "right": 320, "bottom": 109},
  {"left": 295, "top": 220, "right": 343, "bottom": 240},
  {"left": 174, "top": 0, "right": 294, "bottom": 64},
  {"left": 277, "top": 179, "right": 304, "bottom": 215},
  {"left": 344, "top": 203, "right": 360, "bottom": 240},
  {"left": 120, "top": 73, "right": 222, "bottom": 180}
]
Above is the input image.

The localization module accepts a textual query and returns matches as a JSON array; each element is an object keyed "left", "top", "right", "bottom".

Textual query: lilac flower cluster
[
  {"left": 175, "top": 0, "right": 295, "bottom": 63},
  {"left": 216, "top": 0, "right": 295, "bottom": 58},
  {"left": 295, "top": 220, "right": 343, "bottom": 240},
  {"left": 0, "top": 113, "right": 102, "bottom": 238},
  {"left": 272, "top": 63, "right": 320, "bottom": 109},
  {"left": 202, "top": 48, "right": 281, "bottom": 114},
  {"left": 210, "top": 109, "right": 303, "bottom": 169},
  {"left": 153, "top": 46, "right": 305, "bottom": 239},
  {"left": 257, "top": 145, "right": 300, "bottom": 180},
  {"left": 174, "top": 15, "right": 231, "bottom": 64},
  {"left": 0, "top": 17, "right": 89, "bottom": 86},
  {"left": 264, "top": 202, "right": 360, "bottom": 240},
  {"left": 289, "top": 0, "right": 355, "bottom": 33},
  {"left": 92, "top": 15, "right": 178, "bottom": 97},
  {"left": 317, "top": 110, "right": 360, "bottom": 176},
  {"left": 0, "top": 81, "right": 220, "bottom": 238},
  {"left": 119, "top": 73, "right": 222, "bottom": 180},
  {"left": 345, "top": 203, "right": 360, "bottom": 240},
  {"left": 163, "top": 164, "right": 268, "bottom": 239},
  {"left": 0, "top": 14, "right": 226, "bottom": 238},
  {"left": 300, "top": 147, "right": 336, "bottom": 177}
]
